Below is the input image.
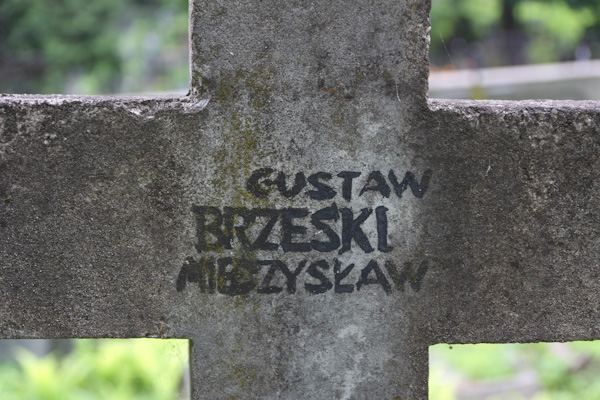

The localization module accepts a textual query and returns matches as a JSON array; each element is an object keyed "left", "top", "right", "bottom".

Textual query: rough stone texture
[
  {"left": 2, "top": 1, "right": 600, "bottom": 399},
  {"left": 423, "top": 100, "right": 600, "bottom": 347},
  {"left": 0, "top": 95, "right": 199, "bottom": 338}
]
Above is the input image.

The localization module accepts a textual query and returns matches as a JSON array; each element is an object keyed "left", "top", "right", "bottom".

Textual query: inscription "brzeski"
[{"left": 176, "top": 167, "right": 432, "bottom": 296}]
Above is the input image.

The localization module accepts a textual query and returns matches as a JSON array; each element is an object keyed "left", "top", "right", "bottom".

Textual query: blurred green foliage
[
  {"left": 3, "top": 0, "right": 600, "bottom": 93},
  {"left": 430, "top": 341, "right": 600, "bottom": 399},
  {"left": 430, "top": 0, "right": 600, "bottom": 68},
  {"left": 0, "top": 339, "right": 188, "bottom": 400},
  {"left": 0, "top": 0, "right": 188, "bottom": 94}
]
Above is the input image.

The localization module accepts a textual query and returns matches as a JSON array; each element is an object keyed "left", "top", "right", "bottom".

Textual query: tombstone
[{"left": 1, "top": 0, "right": 600, "bottom": 398}]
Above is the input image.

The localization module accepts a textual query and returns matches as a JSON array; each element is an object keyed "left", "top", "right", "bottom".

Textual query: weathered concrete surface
[
  {"left": 189, "top": 0, "right": 430, "bottom": 106},
  {"left": 183, "top": 2, "right": 433, "bottom": 398},
  {"left": 0, "top": 95, "right": 201, "bottom": 338},
  {"left": 2, "top": 1, "right": 600, "bottom": 399},
  {"left": 422, "top": 100, "right": 600, "bottom": 346}
]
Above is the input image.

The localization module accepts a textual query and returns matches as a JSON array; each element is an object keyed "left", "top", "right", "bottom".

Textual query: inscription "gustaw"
[{"left": 177, "top": 168, "right": 432, "bottom": 296}]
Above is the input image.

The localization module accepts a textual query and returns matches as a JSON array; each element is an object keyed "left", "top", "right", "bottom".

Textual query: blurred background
[
  {"left": 2, "top": 0, "right": 600, "bottom": 99},
  {"left": 430, "top": 342, "right": 600, "bottom": 399},
  {"left": 429, "top": 0, "right": 600, "bottom": 99},
  {"left": 0, "top": 339, "right": 189, "bottom": 400},
  {"left": 2, "top": 0, "right": 600, "bottom": 399},
  {"left": 0, "top": 0, "right": 189, "bottom": 95}
]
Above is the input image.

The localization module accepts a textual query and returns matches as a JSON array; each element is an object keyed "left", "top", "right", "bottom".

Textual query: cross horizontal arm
[
  {"left": 0, "top": 94, "right": 206, "bottom": 339},
  {"left": 421, "top": 99, "right": 600, "bottom": 345}
]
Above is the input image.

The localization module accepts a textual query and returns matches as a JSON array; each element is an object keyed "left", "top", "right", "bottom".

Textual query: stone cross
[{"left": 2, "top": 0, "right": 600, "bottom": 398}]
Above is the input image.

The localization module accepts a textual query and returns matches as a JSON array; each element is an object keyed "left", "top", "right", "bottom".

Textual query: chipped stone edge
[
  {"left": 0, "top": 94, "right": 211, "bottom": 114},
  {"left": 429, "top": 98, "right": 600, "bottom": 113}
]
